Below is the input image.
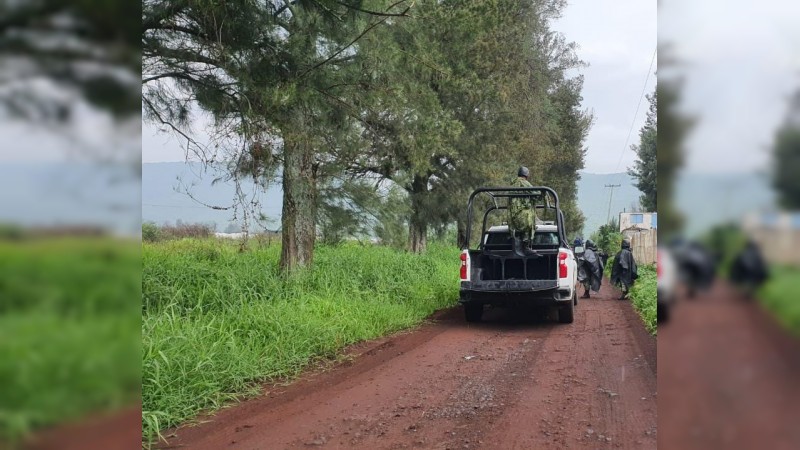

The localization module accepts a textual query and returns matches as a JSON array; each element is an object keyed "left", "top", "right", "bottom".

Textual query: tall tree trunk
[
  {"left": 457, "top": 218, "right": 467, "bottom": 249},
  {"left": 280, "top": 128, "right": 317, "bottom": 273},
  {"left": 408, "top": 175, "right": 428, "bottom": 253}
]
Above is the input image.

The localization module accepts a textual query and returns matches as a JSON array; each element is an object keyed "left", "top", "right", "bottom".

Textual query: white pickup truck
[{"left": 459, "top": 187, "right": 578, "bottom": 323}]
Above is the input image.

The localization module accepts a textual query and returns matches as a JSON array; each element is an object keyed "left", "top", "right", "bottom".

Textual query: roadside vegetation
[
  {"left": 598, "top": 235, "right": 656, "bottom": 335},
  {"left": 0, "top": 236, "right": 140, "bottom": 443},
  {"left": 758, "top": 266, "right": 800, "bottom": 336},
  {"left": 142, "top": 237, "right": 459, "bottom": 442},
  {"left": 628, "top": 265, "right": 657, "bottom": 334},
  {"left": 141, "top": 221, "right": 214, "bottom": 242},
  {"left": 590, "top": 218, "right": 624, "bottom": 261},
  {"left": 703, "top": 224, "right": 800, "bottom": 336}
]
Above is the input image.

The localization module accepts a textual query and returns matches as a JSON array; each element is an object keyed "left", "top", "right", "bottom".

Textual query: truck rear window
[
  {"left": 484, "top": 231, "right": 559, "bottom": 247},
  {"left": 533, "top": 232, "right": 559, "bottom": 245},
  {"left": 485, "top": 232, "right": 511, "bottom": 247}
]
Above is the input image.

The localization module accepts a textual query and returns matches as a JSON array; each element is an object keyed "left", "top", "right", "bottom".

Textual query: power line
[
  {"left": 605, "top": 184, "right": 621, "bottom": 225},
  {"left": 614, "top": 47, "right": 657, "bottom": 172},
  {"left": 142, "top": 203, "right": 210, "bottom": 209}
]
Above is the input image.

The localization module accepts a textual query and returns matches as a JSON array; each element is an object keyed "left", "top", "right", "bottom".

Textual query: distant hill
[
  {"left": 143, "top": 163, "right": 643, "bottom": 235},
  {"left": 0, "top": 163, "right": 139, "bottom": 233},
  {"left": 674, "top": 171, "right": 776, "bottom": 237},
  {"left": 576, "top": 172, "right": 642, "bottom": 237},
  {"left": 142, "top": 163, "right": 777, "bottom": 237},
  {"left": 142, "top": 162, "right": 281, "bottom": 231}
]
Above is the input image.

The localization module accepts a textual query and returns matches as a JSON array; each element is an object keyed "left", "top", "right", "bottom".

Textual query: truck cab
[{"left": 459, "top": 186, "right": 578, "bottom": 323}]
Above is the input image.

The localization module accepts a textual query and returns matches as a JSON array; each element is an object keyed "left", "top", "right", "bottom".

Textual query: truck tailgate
[{"left": 461, "top": 279, "right": 558, "bottom": 292}]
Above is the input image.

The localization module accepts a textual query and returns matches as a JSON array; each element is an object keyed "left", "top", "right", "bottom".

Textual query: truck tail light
[
  {"left": 558, "top": 251, "right": 568, "bottom": 278},
  {"left": 460, "top": 252, "right": 468, "bottom": 280}
]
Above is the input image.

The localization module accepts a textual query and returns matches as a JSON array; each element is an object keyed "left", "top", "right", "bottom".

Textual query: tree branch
[
  {"left": 332, "top": 0, "right": 414, "bottom": 18},
  {"left": 298, "top": 15, "right": 389, "bottom": 80}
]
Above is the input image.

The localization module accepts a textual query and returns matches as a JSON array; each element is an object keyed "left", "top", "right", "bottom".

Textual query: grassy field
[
  {"left": 759, "top": 266, "right": 800, "bottom": 336},
  {"left": 142, "top": 239, "right": 460, "bottom": 442},
  {"left": 0, "top": 238, "right": 140, "bottom": 442}
]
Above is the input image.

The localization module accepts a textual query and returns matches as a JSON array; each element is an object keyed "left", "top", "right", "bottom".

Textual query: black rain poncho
[
  {"left": 731, "top": 242, "right": 768, "bottom": 286},
  {"left": 611, "top": 246, "right": 638, "bottom": 288},
  {"left": 578, "top": 247, "right": 603, "bottom": 292}
]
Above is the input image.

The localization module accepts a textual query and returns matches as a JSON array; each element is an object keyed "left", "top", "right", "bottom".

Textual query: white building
[
  {"left": 619, "top": 212, "right": 657, "bottom": 234},
  {"left": 618, "top": 212, "right": 657, "bottom": 264},
  {"left": 742, "top": 210, "right": 800, "bottom": 265}
]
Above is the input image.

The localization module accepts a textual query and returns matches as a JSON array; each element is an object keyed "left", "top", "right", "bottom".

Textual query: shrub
[
  {"left": 142, "top": 222, "right": 161, "bottom": 242},
  {"left": 629, "top": 265, "right": 657, "bottom": 334},
  {"left": 160, "top": 222, "right": 214, "bottom": 240}
]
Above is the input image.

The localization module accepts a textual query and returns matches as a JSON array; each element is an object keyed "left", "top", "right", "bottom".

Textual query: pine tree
[
  {"left": 143, "top": 0, "right": 411, "bottom": 271},
  {"left": 772, "top": 89, "right": 800, "bottom": 209},
  {"left": 629, "top": 90, "right": 657, "bottom": 212}
]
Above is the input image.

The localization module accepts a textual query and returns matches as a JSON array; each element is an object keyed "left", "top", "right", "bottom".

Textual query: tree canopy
[
  {"left": 772, "top": 89, "right": 800, "bottom": 209},
  {"left": 0, "top": 0, "right": 140, "bottom": 119},
  {"left": 142, "top": 0, "right": 592, "bottom": 271},
  {"left": 629, "top": 90, "right": 657, "bottom": 212}
]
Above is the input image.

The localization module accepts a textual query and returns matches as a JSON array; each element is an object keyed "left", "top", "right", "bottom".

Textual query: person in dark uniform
[
  {"left": 610, "top": 239, "right": 638, "bottom": 300},
  {"left": 578, "top": 239, "right": 603, "bottom": 298}
]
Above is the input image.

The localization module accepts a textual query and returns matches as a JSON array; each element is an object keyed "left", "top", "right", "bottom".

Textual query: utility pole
[{"left": 605, "top": 184, "right": 621, "bottom": 225}]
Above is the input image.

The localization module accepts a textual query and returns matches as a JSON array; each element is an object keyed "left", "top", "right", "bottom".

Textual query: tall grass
[
  {"left": 0, "top": 238, "right": 140, "bottom": 442},
  {"left": 629, "top": 265, "right": 657, "bottom": 334},
  {"left": 142, "top": 240, "right": 459, "bottom": 442},
  {"left": 759, "top": 266, "right": 800, "bottom": 336}
]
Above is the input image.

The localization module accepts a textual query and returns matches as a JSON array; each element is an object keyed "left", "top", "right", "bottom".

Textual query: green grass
[
  {"left": 142, "top": 240, "right": 460, "bottom": 442},
  {"left": 0, "top": 238, "right": 141, "bottom": 442},
  {"left": 628, "top": 265, "right": 657, "bottom": 335},
  {"left": 603, "top": 254, "right": 656, "bottom": 335},
  {"left": 759, "top": 266, "right": 800, "bottom": 336}
]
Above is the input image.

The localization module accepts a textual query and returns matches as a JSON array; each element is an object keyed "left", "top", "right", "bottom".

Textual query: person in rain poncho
[
  {"left": 578, "top": 239, "right": 604, "bottom": 298},
  {"left": 610, "top": 239, "right": 638, "bottom": 300},
  {"left": 730, "top": 239, "right": 769, "bottom": 299}
]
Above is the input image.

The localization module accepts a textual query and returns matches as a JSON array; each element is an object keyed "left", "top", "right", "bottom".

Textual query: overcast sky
[
  {"left": 553, "top": 0, "right": 657, "bottom": 174},
  {"left": 660, "top": 0, "right": 800, "bottom": 174}
]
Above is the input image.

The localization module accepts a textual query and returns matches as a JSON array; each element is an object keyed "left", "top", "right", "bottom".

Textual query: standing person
[
  {"left": 580, "top": 239, "right": 604, "bottom": 298},
  {"left": 573, "top": 236, "right": 584, "bottom": 248},
  {"left": 611, "top": 239, "right": 638, "bottom": 300},
  {"left": 507, "top": 166, "right": 537, "bottom": 257},
  {"left": 730, "top": 239, "right": 769, "bottom": 299}
]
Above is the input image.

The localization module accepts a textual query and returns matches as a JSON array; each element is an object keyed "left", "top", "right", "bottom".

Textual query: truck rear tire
[
  {"left": 464, "top": 303, "right": 483, "bottom": 322},
  {"left": 558, "top": 300, "right": 574, "bottom": 324}
]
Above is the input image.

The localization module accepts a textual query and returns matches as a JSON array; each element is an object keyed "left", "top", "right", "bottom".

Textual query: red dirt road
[
  {"left": 658, "top": 282, "right": 800, "bottom": 450},
  {"left": 161, "top": 281, "right": 656, "bottom": 450}
]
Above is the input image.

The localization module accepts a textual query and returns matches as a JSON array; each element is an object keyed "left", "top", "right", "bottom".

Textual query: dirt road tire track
[{"left": 160, "top": 281, "right": 656, "bottom": 450}]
